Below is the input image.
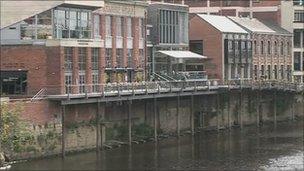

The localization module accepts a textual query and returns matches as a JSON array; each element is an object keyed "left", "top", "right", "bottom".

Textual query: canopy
[{"left": 158, "top": 51, "right": 207, "bottom": 59}]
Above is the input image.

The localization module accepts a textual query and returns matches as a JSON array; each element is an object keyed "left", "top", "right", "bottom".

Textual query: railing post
[
  {"left": 145, "top": 82, "right": 148, "bottom": 95},
  {"left": 118, "top": 83, "right": 121, "bottom": 97},
  {"left": 102, "top": 84, "right": 105, "bottom": 98},
  {"left": 194, "top": 81, "right": 197, "bottom": 92},
  {"left": 132, "top": 83, "right": 135, "bottom": 96},
  {"left": 67, "top": 85, "right": 70, "bottom": 100},
  {"left": 170, "top": 82, "right": 172, "bottom": 93},
  {"left": 157, "top": 82, "right": 160, "bottom": 94},
  {"left": 85, "top": 86, "right": 88, "bottom": 99}
]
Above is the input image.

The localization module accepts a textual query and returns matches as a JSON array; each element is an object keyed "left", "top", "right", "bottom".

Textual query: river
[{"left": 10, "top": 120, "right": 303, "bottom": 170}]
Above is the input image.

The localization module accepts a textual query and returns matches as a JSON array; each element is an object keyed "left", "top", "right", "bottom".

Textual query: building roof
[
  {"left": 158, "top": 51, "right": 207, "bottom": 59},
  {"left": 228, "top": 17, "right": 275, "bottom": 34},
  {"left": 197, "top": 14, "right": 248, "bottom": 34},
  {"left": 0, "top": 1, "right": 104, "bottom": 29},
  {"left": 260, "top": 20, "right": 292, "bottom": 35}
]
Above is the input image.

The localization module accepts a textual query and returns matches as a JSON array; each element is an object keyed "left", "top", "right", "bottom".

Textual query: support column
[
  {"left": 239, "top": 90, "right": 243, "bottom": 129},
  {"left": 227, "top": 92, "right": 231, "bottom": 129},
  {"left": 128, "top": 100, "right": 132, "bottom": 145},
  {"left": 61, "top": 105, "right": 66, "bottom": 158},
  {"left": 96, "top": 102, "right": 101, "bottom": 151},
  {"left": 256, "top": 91, "right": 260, "bottom": 127},
  {"left": 190, "top": 95, "right": 194, "bottom": 135},
  {"left": 154, "top": 98, "right": 158, "bottom": 141},
  {"left": 99, "top": 15, "right": 106, "bottom": 85},
  {"left": 177, "top": 95, "right": 180, "bottom": 137},
  {"left": 101, "top": 103, "right": 106, "bottom": 148},
  {"left": 111, "top": 16, "right": 117, "bottom": 82},
  {"left": 273, "top": 90, "right": 277, "bottom": 129},
  {"left": 291, "top": 94, "right": 295, "bottom": 121},
  {"left": 216, "top": 94, "right": 220, "bottom": 132}
]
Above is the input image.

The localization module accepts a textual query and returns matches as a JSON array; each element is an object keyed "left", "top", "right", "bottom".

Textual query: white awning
[{"left": 158, "top": 51, "right": 207, "bottom": 59}]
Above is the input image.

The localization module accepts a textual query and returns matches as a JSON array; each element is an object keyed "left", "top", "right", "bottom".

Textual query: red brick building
[
  {"left": 189, "top": 14, "right": 251, "bottom": 81},
  {"left": 0, "top": 1, "right": 147, "bottom": 97},
  {"left": 229, "top": 17, "right": 293, "bottom": 81}
]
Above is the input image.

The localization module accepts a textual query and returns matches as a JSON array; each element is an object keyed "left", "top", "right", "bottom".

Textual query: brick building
[
  {"left": 229, "top": 17, "right": 293, "bottom": 81},
  {"left": 0, "top": 1, "right": 147, "bottom": 97},
  {"left": 189, "top": 14, "right": 251, "bottom": 81},
  {"left": 154, "top": 0, "right": 304, "bottom": 83}
]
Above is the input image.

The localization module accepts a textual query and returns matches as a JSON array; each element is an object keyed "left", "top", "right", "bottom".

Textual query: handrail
[
  {"left": 30, "top": 88, "right": 46, "bottom": 101},
  {"left": 153, "top": 73, "right": 171, "bottom": 82}
]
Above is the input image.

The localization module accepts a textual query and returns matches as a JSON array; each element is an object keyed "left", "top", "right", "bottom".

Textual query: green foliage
[{"left": 0, "top": 102, "right": 35, "bottom": 153}]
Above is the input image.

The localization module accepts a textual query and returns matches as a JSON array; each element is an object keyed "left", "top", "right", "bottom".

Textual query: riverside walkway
[{"left": 46, "top": 80, "right": 304, "bottom": 104}]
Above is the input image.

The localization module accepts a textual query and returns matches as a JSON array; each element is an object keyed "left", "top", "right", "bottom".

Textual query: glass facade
[
  {"left": 159, "top": 9, "right": 188, "bottom": 44},
  {"left": 54, "top": 8, "right": 92, "bottom": 39}
]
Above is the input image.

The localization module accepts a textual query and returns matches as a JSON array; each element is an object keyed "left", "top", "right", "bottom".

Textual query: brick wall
[
  {"left": 189, "top": 16, "right": 223, "bottom": 80},
  {"left": 0, "top": 46, "right": 62, "bottom": 96}
]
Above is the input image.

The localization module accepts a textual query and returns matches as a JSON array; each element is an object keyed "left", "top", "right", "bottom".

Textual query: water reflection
[{"left": 11, "top": 120, "right": 303, "bottom": 170}]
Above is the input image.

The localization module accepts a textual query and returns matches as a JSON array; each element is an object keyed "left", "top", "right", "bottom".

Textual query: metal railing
[{"left": 44, "top": 80, "right": 304, "bottom": 99}]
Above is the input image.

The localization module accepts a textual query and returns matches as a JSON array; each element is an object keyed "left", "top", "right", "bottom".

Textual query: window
[
  {"left": 116, "top": 49, "right": 123, "bottom": 68},
  {"left": 94, "top": 15, "right": 100, "bottom": 39},
  {"left": 287, "top": 42, "right": 290, "bottom": 54},
  {"left": 267, "top": 65, "right": 271, "bottom": 80},
  {"left": 267, "top": 41, "right": 271, "bottom": 55},
  {"left": 274, "top": 41, "right": 278, "bottom": 55},
  {"left": 260, "top": 41, "right": 264, "bottom": 54},
  {"left": 127, "top": 49, "right": 133, "bottom": 68},
  {"left": 65, "top": 74, "right": 72, "bottom": 94},
  {"left": 159, "top": 10, "right": 188, "bottom": 44},
  {"left": 280, "top": 42, "right": 284, "bottom": 56},
  {"left": 78, "top": 47, "right": 86, "bottom": 71},
  {"left": 139, "top": 18, "right": 144, "bottom": 38},
  {"left": 79, "top": 74, "right": 85, "bottom": 93},
  {"left": 0, "top": 71, "right": 27, "bottom": 95},
  {"left": 294, "top": 0, "right": 304, "bottom": 6},
  {"left": 274, "top": 65, "right": 278, "bottom": 80},
  {"left": 116, "top": 17, "right": 123, "bottom": 37},
  {"left": 261, "top": 65, "right": 265, "bottom": 77},
  {"left": 64, "top": 47, "right": 73, "bottom": 71},
  {"left": 254, "top": 65, "right": 258, "bottom": 80},
  {"left": 105, "top": 48, "right": 112, "bottom": 68},
  {"left": 294, "top": 52, "right": 301, "bottom": 71},
  {"left": 92, "top": 74, "right": 99, "bottom": 92},
  {"left": 139, "top": 49, "right": 145, "bottom": 68},
  {"left": 54, "top": 8, "right": 92, "bottom": 39},
  {"left": 280, "top": 65, "right": 284, "bottom": 79},
  {"left": 127, "top": 17, "right": 132, "bottom": 37},
  {"left": 190, "top": 40, "right": 203, "bottom": 55},
  {"left": 253, "top": 40, "right": 257, "bottom": 54},
  {"left": 294, "top": 29, "right": 302, "bottom": 48},
  {"left": 91, "top": 48, "right": 99, "bottom": 70},
  {"left": 106, "top": 16, "right": 112, "bottom": 36},
  {"left": 294, "top": 10, "right": 304, "bottom": 22},
  {"left": 241, "top": 41, "right": 246, "bottom": 51}
]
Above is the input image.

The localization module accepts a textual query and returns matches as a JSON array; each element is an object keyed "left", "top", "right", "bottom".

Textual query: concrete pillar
[
  {"left": 154, "top": 98, "right": 158, "bottom": 141},
  {"left": 190, "top": 95, "right": 194, "bottom": 135},
  {"left": 256, "top": 91, "right": 260, "bottom": 127},
  {"left": 61, "top": 105, "right": 66, "bottom": 158},
  {"left": 216, "top": 94, "right": 220, "bottom": 131},
  {"left": 239, "top": 90, "right": 243, "bottom": 129},
  {"left": 177, "top": 95, "right": 180, "bottom": 137},
  {"left": 273, "top": 91, "right": 277, "bottom": 129},
  {"left": 227, "top": 93, "right": 231, "bottom": 129},
  {"left": 101, "top": 103, "right": 106, "bottom": 147},
  {"left": 128, "top": 101, "right": 132, "bottom": 145},
  {"left": 96, "top": 102, "right": 101, "bottom": 151}
]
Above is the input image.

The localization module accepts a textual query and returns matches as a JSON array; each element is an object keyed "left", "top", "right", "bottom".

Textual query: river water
[{"left": 11, "top": 120, "right": 303, "bottom": 170}]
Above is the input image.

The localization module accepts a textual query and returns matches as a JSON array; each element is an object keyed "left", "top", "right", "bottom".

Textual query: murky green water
[{"left": 11, "top": 120, "right": 303, "bottom": 170}]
